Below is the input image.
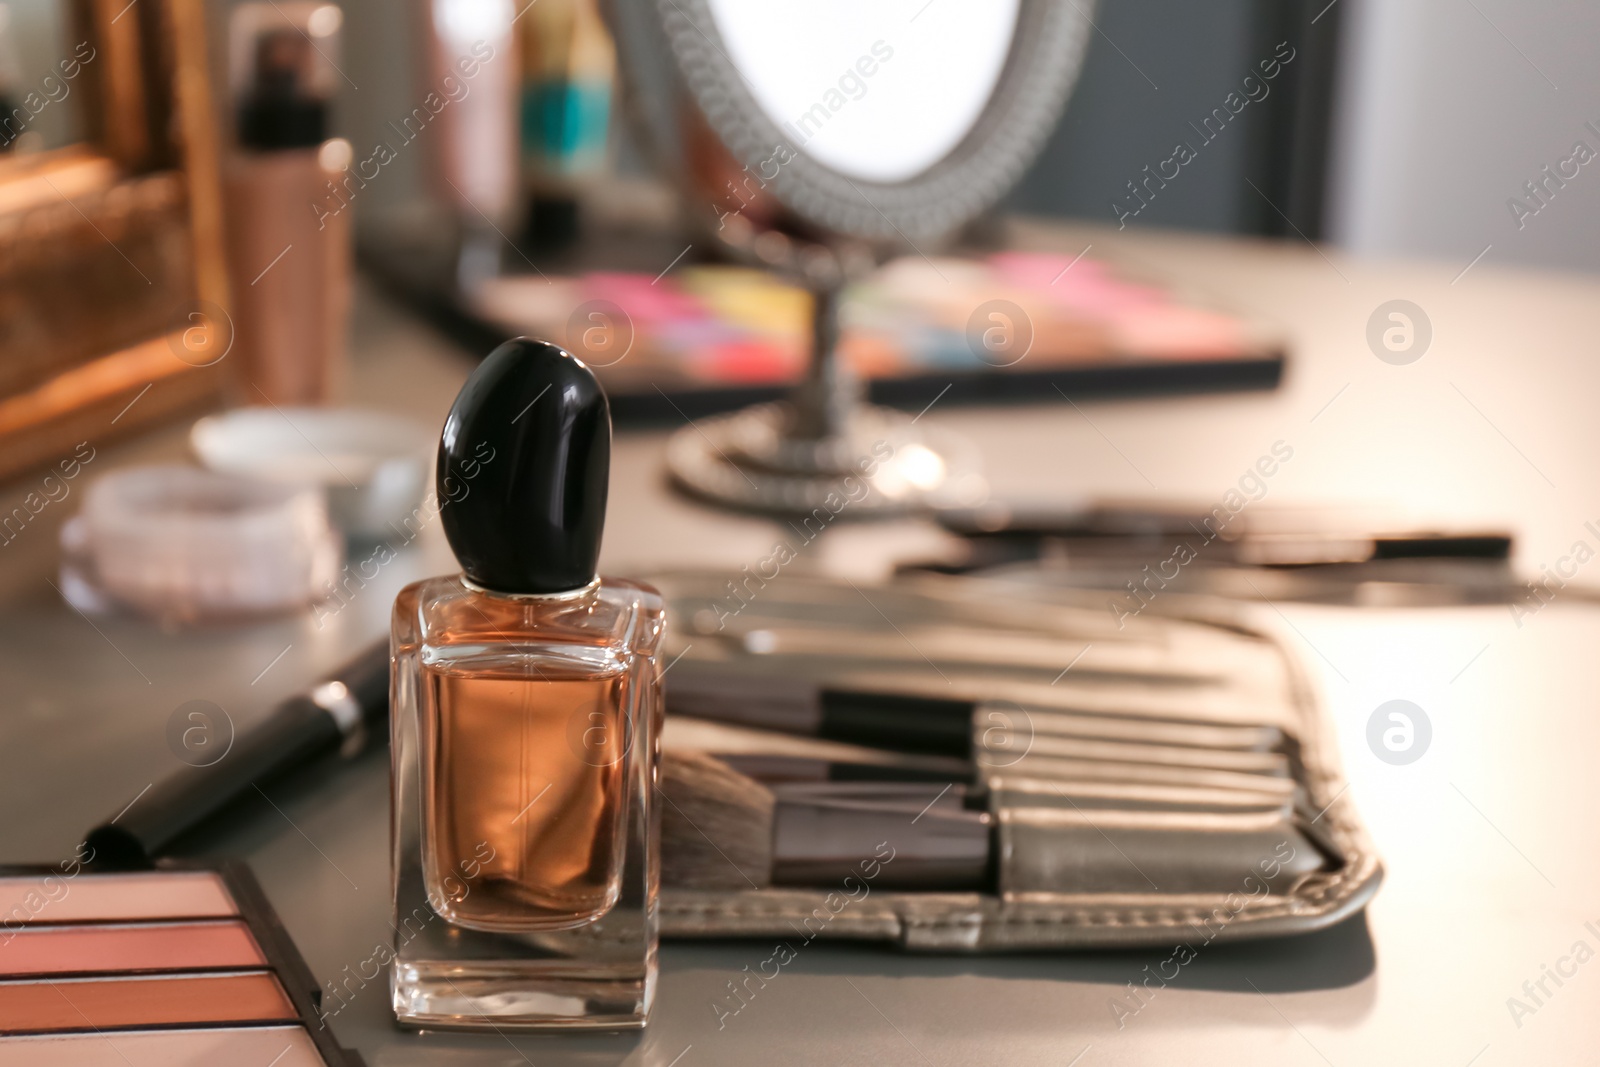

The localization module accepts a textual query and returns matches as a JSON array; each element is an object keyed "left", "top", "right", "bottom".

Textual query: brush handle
[
  {"left": 715, "top": 624, "right": 1220, "bottom": 682},
  {"left": 816, "top": 689, "right": 974, "bottom": 757},
  {"left": 716, "top": 753, "right": 972, "bottom": 784},
  {"left": 770, "top": 782, "right": 990, "bottom": 891},
  {"left": 937, "top": 504, "right": 1512, "bottom": 568},
  {"left": 767, "top": 779, "right": 1320, "bottom": 896},
  {"left": 666, "top": 669, "right": 975, "bottom": 757}
]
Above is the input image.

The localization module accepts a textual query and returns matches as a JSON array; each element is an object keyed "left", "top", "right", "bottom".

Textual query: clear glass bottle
[
  {"left": 390, "top": 338, "right": 663, "bottom": 1029},
  {"left": 391, "top": 574, "right": 662, "bottom": 1027}
]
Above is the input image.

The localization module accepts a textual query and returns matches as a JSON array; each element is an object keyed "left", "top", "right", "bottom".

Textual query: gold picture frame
[{"left": 0, "top": 0, "right": 230, "bottom": 481}]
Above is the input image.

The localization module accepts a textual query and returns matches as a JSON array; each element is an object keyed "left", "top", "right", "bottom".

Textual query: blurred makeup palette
[{"left": 471, "top": 250, "right": 1283, "bottom": 419}]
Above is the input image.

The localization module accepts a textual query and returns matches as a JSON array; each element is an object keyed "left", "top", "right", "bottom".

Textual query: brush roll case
[{"left": 649, "top": 571, "right": 1381, "bottom": 952}]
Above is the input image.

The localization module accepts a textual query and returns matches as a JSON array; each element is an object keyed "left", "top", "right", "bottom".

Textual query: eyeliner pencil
[{"left": 86, "top": 639, "right": 389, "bottom": 868}]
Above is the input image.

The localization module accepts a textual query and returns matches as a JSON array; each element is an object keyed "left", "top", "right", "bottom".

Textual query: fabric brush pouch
[{"left": 647, "top": 571, "right": 1382, "bottom": 952}]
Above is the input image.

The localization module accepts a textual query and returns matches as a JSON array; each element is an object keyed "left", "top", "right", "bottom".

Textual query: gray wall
[
  {"left": 1009, "top": 0, "right": 1600, "bottom": 274},
  {"left": 1006, "top": 0, "right": 1265, "bottom": 235},
  {"left": 267, "top": 0, "right": 1600, "bottom": 274},
  {"left": 1326, "top": 0, "right": 1600, "bottom": 273}
]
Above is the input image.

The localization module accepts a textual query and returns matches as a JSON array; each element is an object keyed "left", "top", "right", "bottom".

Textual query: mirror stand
[
  {"left": 613, "top": 0, "right": 1091, "bottom": 518},
  {"left": 665, "top": 265, "right": 984, "bottom": 516}
]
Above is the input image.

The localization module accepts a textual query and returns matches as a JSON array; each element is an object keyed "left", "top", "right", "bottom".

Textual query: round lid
[{"left": 438, "top": 338, "right": 611, "bottom": 595}]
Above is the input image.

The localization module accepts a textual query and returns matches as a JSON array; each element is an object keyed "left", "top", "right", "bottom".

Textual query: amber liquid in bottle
[{"left": 420, "top": 664, "right": 630, "bottom": 929}]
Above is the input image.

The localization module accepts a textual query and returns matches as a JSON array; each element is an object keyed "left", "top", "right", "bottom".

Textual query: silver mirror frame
[
  {"left": 606, "top": 0, "right": 1096, "bottom": 516},
  {"left": 655, "top": 0, "right": 1092, "bottom": 244}
]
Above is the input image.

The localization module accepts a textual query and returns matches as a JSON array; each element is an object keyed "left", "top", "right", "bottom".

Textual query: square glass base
[{"left": 392, "top": 956, "right": 656, "bottom": 1030}]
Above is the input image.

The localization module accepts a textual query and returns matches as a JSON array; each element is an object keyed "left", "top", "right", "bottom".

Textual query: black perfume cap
[{"left": 438, "top": 338, "right": 611, "bottom": 595}]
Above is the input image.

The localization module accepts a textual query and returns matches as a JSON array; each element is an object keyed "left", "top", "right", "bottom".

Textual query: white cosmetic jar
[{"left": 76, "top": 465, "right": 342, "bottom": 620}]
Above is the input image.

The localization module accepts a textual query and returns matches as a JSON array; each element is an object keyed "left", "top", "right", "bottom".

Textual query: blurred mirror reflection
[{"left": 0, "top": 0, "right": 86, "bottom": 154}]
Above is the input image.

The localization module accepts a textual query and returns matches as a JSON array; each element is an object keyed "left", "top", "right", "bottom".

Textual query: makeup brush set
[{"left": 649, "top": 571, "right": 1381, "bottom": 951}]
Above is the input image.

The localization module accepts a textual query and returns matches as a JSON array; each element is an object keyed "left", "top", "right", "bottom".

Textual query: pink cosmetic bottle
[{"left": 222, "top": 3, "right": 351, "bottom": 406}]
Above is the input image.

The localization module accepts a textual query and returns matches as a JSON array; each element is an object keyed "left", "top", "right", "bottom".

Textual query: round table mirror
[{"left": 608, "top": 0, "right": 1093, "bottom": 515}]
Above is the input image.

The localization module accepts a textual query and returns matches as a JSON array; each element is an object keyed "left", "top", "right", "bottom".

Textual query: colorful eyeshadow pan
[
  {"left": 0, "top": 1025, "right": 327, "bottom": 1067},
  {"left": 0, "top": 921, "right": 265, "bottom": 977},
  {"left": 0, "top": 864, "right": 361, "bottom": 1066}
]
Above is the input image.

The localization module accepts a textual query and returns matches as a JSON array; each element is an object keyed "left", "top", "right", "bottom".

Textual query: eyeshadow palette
[
  {"left": 463, "top": 251, "right": 1285, "bottom": 422},
  {"left": 0, "top": 862, "right": 362, "bottom": 1066}
]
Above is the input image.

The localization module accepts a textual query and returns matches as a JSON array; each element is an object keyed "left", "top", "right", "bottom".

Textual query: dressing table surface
[{"left": 3, "top": 218, "right": 1597, "bottom": 1065}]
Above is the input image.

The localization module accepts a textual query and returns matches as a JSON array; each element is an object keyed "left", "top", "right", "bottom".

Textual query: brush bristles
[{"left": 661, "top": 750, "right": 775, "bottom": 890}]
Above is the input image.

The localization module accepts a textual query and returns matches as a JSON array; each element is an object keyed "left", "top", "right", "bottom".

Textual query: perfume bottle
[{"left": 391, "top": 339, "right": 664, "bottom": 1029}]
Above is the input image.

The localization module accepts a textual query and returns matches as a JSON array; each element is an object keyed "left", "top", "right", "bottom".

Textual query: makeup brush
[
  {"left": 714, "top": 752, "right": 970, "bottom": 785},
  {"left": 711, "top": 752, "right": 1291, "bottom": 810},
  {"left": 661, "top": 750, "right": 990, "bottom": 892},
  {"left": 697, "top": 620, "right": 1241, "bottom": 684},
  {"left": 933, "top": 501, "right": 1514, "bottom": 566},
  {"left": 660, "top": 751, "right": 1319, "bottom": 896},
  {"left": 666, "top": 663, "right": 1286, "bottom": 765}
]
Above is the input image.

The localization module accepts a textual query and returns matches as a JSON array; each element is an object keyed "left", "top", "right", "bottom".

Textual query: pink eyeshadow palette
[
  {"left": 0, "top": 863, "right": 361, "bottom": 1066},
  {"left": 470, "top": 252, "right": 1284, "bottom": 421}
]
